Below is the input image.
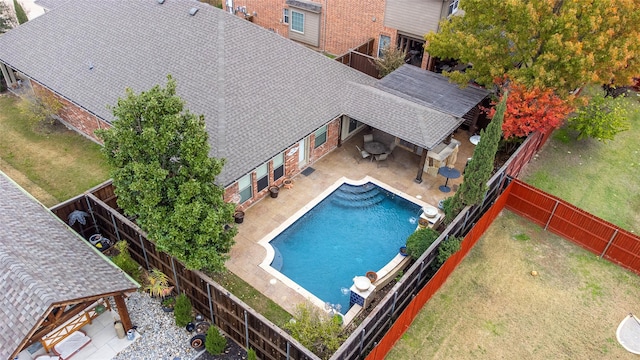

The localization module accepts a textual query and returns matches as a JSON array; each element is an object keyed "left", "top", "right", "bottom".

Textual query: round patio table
[
  {"left": 363, "top": 141, "right": 387, "bottom": 155},
  {"left": 438, "top": 166, "right": 461, "bottom": 193}
]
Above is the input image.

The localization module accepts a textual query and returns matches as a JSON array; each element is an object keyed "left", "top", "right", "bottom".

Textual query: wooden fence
[
  {"left": 505, "top": 180, "right": 640, "bottom": 275},
  {"left": 335, "top": 38, "right": 380, "bottom": 79},
  {"left": 50, "top": 131, "right": 549, "bottom": 360}
]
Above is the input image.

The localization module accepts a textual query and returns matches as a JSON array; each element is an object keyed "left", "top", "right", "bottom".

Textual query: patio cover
[{"left": 0, "top": 172, "right": 138, "bottom": 359}]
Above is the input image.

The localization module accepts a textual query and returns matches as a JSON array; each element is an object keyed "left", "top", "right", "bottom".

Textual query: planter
[
  {"left": 234, "top": 211, "right": 244, "bottom": 224},
  {"left": 365, "top": 271, "right": 378, "bottom": 283},
  {"left": 283, "top": 178, "right": 294, "bottom": 189},
  {"left": 190, "top": 334, "right": 206, "bottom": 351},
  {"left": 269, "top": 186, "right": 279, "bottom": 198},
  {"left": 399, "top": 246, "right": 408, "bottom": 256},
  {"left": 161, "top": 296, "right": 175, "bottom": 312},
  {"left": 186, "top": 322, "right": 195, "bottom": 332}
]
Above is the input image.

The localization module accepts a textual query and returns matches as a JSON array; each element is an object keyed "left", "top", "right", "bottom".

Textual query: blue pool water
[{"left": 269, "top": 182, "right": 421, "bottom": 313}]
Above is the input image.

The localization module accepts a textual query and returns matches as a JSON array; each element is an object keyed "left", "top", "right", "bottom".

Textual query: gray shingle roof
[
  {"left": 0, "top": 172, "right": 138, "bottom": 359},
  {"left": 377, "top": 65, "right": 490, "bottom": 118},
  {"left": 0, "top": 1, "right": 478, "bottom": 186}
]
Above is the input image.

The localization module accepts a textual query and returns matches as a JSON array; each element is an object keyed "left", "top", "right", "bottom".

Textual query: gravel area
[{"left": 112, "top": 292, "right": 203, "bottom": 360}]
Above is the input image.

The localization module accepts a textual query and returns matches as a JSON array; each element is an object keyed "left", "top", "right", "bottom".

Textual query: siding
[
  {"left": 288, "top": 7, "right": 321, "bottom": 47},
  {"left": 384, "top": 0, "right": 444, "bottom": 38}
]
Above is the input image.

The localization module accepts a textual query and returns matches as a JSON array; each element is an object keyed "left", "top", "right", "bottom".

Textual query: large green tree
[
  {"left": 426, "top": 0, "right": 640, "bottom": 94},
  {"left": 0, "top": 1, "right": 15, "bottom": 34},
  {"left": 96, "top": 76, "right": 236, "bottom": 271},
  {"left": 445, "top": 91, "right": 507, "bottom": 222}
]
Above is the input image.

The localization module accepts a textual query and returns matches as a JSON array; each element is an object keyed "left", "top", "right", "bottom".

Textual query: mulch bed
[{"left": 195, "top": 336, "right": 247, "bottom": 360}]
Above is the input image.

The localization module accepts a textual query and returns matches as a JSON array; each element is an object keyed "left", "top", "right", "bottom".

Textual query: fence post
[
  {"left": 170, "top": 257, "right": 180, "bottom": 294},
  {"left": 390, "top": 291, "right": 398, "bottom": 318},
  {"left": 207, "top": 282, "right": 216, "bottom": 323},
  {"left": 84, "top": 196, "right": 99, "bottom": 234},
  {"left": 109, "top": 212, "right": 121, "bottom": 242},
  {"left": 544, "top": 200, "right": 559, "bottom": 230},
  {"left": 359, "top": 329, "right": 366, "bottom": 358},
  {"left": 415, "top": 261, "right": 424, "bottom": 293},
  {"left": 600, "top": 229, "right": 619, "bottom": 259},
  {"left": 286, "top": 341, "right": 290, "bottom": 360},
  {"left": 138, "top": 234, "right": 150, "bottom": 270},
  {"left": 244, "top": 310, "right": 249, "bottom": 348}
]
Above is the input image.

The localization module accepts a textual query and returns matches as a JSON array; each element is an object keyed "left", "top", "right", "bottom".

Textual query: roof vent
[
  {"left": 189, "top": 7, "right": 199, "bottom": 16},
  {"left": 157, "top": 0, "right": 165, "bottom": 3}
]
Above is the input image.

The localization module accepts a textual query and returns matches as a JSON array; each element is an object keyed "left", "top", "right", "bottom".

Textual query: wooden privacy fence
[
  {"left": 505, "top": 179, "right": 640, "bottom": 275},
  {"left": 50, "top": 131, "right": 548, "bottom": 360},
  {"left": 335, "top": 38, "right": 380, "bottom": 79}
]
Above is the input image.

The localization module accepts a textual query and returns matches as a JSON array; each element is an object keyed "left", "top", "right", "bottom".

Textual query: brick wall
[
  {"left": 228, "top": 0, "right": 396, "bottom": 56},
  {"left": 31, "top": 81, "right": 110, "bottom": 143}
]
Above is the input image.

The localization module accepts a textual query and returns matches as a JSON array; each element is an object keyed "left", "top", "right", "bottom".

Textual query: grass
[
  {"left": 208, "top": 270, "right": 291, "bottom": 326},
  {"left": 387, "top": 212, "right": 640, "bottom": 359},
  {"left": 0, "top": 94, "right": 111, "bottom": 206},
  {"left": 522, "top": 93, "right": 640, "bottom": 233}
]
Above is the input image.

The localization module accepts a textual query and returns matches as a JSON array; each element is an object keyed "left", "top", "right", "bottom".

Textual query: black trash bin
[
  {"left": 269, "top": 186, "right": 279, "bottom": 198},
  {"left": 234, "top": 211, "right": 245, "bottom": 224}
]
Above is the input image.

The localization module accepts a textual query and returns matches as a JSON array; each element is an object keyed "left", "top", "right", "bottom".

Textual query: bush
[
  {"left": 247, "top": 348, "right": 257, "bottom": 360},
  {"left": 283, "top": 304, "right": 344, "bottom": 359},
  {"left": 205, "top": 326, "right": 227, "bottom": 355},
  {"left": 433, "top": 236, "right": 462, "bottom": 269},
  {"left": 174, "top": 293, "right": 192, "bottom": 327},
  {"left": 110, "top": 241, "right": 142, "bottom": 283},
  {"left": 405, "top": 228, "right": 439, "bottom": 258}
]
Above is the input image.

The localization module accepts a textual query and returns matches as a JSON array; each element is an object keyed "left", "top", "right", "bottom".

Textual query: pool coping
[{"left": 257, "top": 175, "right": 431, "bottom": 314}]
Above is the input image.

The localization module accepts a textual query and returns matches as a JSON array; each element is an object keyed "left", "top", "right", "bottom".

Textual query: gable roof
[
  {"left": 0, "top": 172, "right": 138, "bottom": 359},
  {"left": 0, "top": 0, "right": 467, "bottom": 186},
  {"left": 377, "top": 65, "right": 490, "bottom": 118}
]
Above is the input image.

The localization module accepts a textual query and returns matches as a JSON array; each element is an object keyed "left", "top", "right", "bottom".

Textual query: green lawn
[
  {"left": 522, "top": 94, "right": 640, "bottom": 233},
  {"left": 0, "top": 94, "right": 111, "bottom": 206}
]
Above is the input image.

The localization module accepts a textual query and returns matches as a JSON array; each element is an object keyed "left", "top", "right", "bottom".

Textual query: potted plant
[
  {"left": 143, "top": 268, "right": 174, "bottom": 299},
  {"left": 161, "top": 296, "right": 176, "bottom": 312}
]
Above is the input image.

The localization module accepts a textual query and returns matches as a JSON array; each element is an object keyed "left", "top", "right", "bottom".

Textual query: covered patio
[{"left": 226, "top": 129, "right": 478, "bottom": 315}]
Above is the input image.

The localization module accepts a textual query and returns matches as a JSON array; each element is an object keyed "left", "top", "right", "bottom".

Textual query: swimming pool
[{"left": 259, "top": 177, "right": 423, "bottom": 313}]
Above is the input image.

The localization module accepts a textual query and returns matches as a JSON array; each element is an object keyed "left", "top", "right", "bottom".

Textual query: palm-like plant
[{"left": 143, "top": 268, "right": 173, "bottom": 298}]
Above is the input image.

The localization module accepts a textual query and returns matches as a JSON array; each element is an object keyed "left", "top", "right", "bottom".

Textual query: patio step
[{"left": 331, "top": 185, "right": 386, "bottom": 208}]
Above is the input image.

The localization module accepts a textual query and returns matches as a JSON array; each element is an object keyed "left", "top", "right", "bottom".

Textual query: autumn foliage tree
[
  {"left": 486, "top": 81, "right": 574, "bottom": 140},
  {"left": 425, "top": 0, "right": 640, "bottom": 94}
]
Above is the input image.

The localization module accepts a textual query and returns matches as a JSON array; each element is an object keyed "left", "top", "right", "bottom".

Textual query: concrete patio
[{"left": 226, "top": 131, "right": 476, "bottom": 315}]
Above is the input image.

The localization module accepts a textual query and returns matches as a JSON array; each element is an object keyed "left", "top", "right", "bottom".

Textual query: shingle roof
[
  {"left": 377, "top": 65, "right": 490, "bottom": 118},
  {"left": 0, "top": 172, "right": 138, "bottom": 359},
  {"left": 0, "top": 1, "right": 478, "bottom": 186}
]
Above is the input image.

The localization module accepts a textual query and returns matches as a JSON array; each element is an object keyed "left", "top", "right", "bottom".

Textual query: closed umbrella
[{"left": 446, "top": 144, "right": 459, "bottom": 168}]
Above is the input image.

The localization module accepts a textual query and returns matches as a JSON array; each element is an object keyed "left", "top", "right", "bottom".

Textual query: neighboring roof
[
  {"left": 0, "top": 0, "right": 469, "bottom": 186},
  {"left": 286, "top": 0, "right": 322, "bottom": 13},
  {"left": 0, "top": 172, "right": 138, "bottom": 359},
  {"left": 377, "top": 65, "right": 490, "bottom": 118}
]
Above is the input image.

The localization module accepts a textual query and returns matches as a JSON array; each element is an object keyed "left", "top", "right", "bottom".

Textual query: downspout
[{"left": 322, "top": 0, "right": 328, "bottom": 52}]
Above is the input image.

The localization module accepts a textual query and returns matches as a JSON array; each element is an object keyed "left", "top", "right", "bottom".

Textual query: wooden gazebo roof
[{"left": 0, "top": 172, "right": 138, "bottom": 359}]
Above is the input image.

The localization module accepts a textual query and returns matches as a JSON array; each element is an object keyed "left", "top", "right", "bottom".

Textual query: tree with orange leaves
[{"left": 486, "top": 81, "right": 574, "bottom": 140}]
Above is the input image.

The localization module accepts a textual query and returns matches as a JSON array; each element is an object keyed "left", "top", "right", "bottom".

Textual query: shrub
[
  {"left": 433, "top": 236, "right": 462, "bottom": 269},
  {"left": 247, "top": 348, "right": 257, "bottom": 360},
  {"left": 143, "top": 268, "right": 173, "bottom": 298},
  {"left": 283, "top": 303, "right": 344, "bottom": 359},
  {"left": 405, "top": 228, "right": 439, "bottom": 258},
  {"left": 174, "top": 293, "right": 192, "bottom": 327},
  {"left": 110, "top": 241, "right": 142, "bottom": 283},
  {"left": 205, "top": 326, "right": 227, "bottom": 355},
  {"left": 13, "top": 0, "right": 27, "bottom": 24}
]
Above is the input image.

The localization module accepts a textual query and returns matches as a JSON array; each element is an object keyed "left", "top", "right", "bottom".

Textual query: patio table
[
  {"left": 364, "top": 141, "right": 387, "bottom": 156},
  {"left": 438, "top": 166, "right": 461, "bottom": 193}
]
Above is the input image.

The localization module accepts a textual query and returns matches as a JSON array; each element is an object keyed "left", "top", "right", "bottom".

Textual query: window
[
  {"left": 314, "top": 125, "right": 327, "bottom": 148},
  {"left": 256, "top": 163, "right": 268, "bottom": 192},
  {"left": 283, "top": 8, "right": 289, "bottom": 24},
  {"left": 378, "top": 35, "right": 391, "bottom": 58},
  {"left": 448, "top": 0, "right": 459, "bottom": 15},
  {"left": 238, "top": 173, "right": 252, "bottom": 203},
  {"left": 291, "top": 11, "right": 304, "bottom": 33},
  {"left": 273, "top": 152, "right": 284, "bottom": 181}
]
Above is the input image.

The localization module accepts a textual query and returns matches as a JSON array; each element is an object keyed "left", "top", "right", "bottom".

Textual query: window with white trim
[
  {"left": 238, "top": 173, "right": 252, "bottom": 203},
  {"left": 291, "top": 11, "right": 304, "bottom": 33},
  {"left": 448, "top": 0, "right": 459, "bottom": 15},
  {"left": 256, "top": 163, "right": 269, "bottom": 193},
  {"left": 273, "top": 152, "right": 284, "bottom": 181},
  {"left": 314, "top": 125, "right": 327, "bottom": 148},
  {"left": 283, "top": 8, "right": 289, "bottom": 24}
]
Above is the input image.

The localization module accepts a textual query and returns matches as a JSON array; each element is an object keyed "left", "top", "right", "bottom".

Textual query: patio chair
[
  {"left": 363, "top": 134, "right": 374, "bottom": 143},
  {"left": 385, "top": 142, "right": 397, "bottom": 159},
  {"left": 355, "top": 145, "right": 371, "bottom": 163},
  {"left": 374, "top": 153, "right": 389, "bottom": 167}
]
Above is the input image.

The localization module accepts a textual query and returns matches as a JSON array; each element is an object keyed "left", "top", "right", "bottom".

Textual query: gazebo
[{"left": 0, "top": 172, "right": 139, "bottom": 359}]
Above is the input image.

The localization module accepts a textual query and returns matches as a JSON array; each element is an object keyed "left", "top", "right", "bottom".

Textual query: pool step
[
  {"left": 331, "top": 185, "right": 386, "bottom": 208},
  {"left": 271, "top": 245, "right": 283, "bottom": 271}
]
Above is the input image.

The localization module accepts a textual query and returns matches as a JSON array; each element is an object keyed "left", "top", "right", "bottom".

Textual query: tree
[
  {"left": 373, "top": 45, "right": 406, "bottom": 77},
  {"left": 96, "top": 76, "right": 237, "bottom": 271},
  {"left": 283, "top": 303, "right": 344, "bottom": 359},
  {"left": 13, "top": 0, "right": 27, "bottom": 24},
  {"left": 488, "top": 80, "right": 574, "bottom": 140},
  {"left": 425, "top": 0, "right": 640, "bottom": 94},
  {"left": 445, "top": 91, "right": 507, "bottom": 222},
  {"left": 405, "top": 228, "right": 439, "bottom": 258},
  {"left": 0, "top": 1, "right": 16, "bottom": 34},
  {"left": 568, "top": 90, "right": 631, "bottom": 142}
]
